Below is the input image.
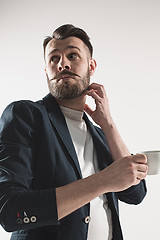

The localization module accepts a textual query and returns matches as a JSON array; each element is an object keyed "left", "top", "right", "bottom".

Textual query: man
[{"left": 0, "top": 24, "right": 147, "bottom": 240}]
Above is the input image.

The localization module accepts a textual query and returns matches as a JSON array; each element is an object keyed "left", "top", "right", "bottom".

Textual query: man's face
[{"left": 44, "top": 37, "right": 95, "bottom": 100}]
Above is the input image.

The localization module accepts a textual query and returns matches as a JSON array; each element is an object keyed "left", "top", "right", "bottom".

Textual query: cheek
[
  {"left": 46, "top": 65, "right": 57, "bottom": 78},
  {"left": 77, "top": 62, "right": 90, "bottom": 76},
  {"left": 72, "top": 61, "right": 89, "bottom": 73}
]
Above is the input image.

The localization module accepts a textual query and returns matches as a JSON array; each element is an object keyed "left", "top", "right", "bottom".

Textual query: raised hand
[{"left": 84, "top": 83, "right": 112, "bottom": 128}]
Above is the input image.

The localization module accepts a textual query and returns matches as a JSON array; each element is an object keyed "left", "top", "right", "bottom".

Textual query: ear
[{"left": 89, "top": 58, "right": 97, "bottom": 76}]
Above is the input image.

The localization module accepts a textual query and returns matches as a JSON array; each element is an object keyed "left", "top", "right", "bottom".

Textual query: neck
[{"left": 57, "top": 95, "right": 86, "bottom": 111}]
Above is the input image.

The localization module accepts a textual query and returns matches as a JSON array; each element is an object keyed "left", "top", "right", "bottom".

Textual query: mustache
[{"left": 50, "top": 70, "right": 81, "bottom": 81}]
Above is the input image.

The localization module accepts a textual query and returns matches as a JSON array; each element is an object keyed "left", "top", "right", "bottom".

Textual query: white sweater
[{"left": 60, "top": 106, "right": 112, "bottom": 240}]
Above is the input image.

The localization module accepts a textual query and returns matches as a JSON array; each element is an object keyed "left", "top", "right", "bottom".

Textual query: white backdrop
[{"left": 0, "top": 0, "right": 160, "bottom": 239}]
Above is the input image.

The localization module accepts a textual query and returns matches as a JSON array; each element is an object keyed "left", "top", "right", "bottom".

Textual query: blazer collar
[{"left": 42, "top": 94, "right": 82, "bottom": 178}]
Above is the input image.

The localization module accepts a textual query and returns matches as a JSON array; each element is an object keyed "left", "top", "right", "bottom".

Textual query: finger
[
  {"left": 85, "top": 89, "right": 101, "bottom": 101},
  {"left": 84, "top": 104, "right": 94, "bottom": 116},
  {"left": 88, "top": 82, "right": 103, "bottom": 90},
  {"left": 136, "top": 170, "right": 147, "bottom": 180},
  {"left": 137, "top": 163, "right": 148, "bottom": 173},
  {"left": 132, "top": 154, "right": 147, "bottom": 164},
  {"left": 88, "top": 83, "right": 105, "bottom": 98}
]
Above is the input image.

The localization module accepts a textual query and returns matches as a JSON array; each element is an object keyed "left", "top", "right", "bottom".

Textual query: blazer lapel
[
  {"left": 42, "top": 94, "right": 82, "bottom": 178},
  {"left": 83, "top": 113, "right": 113, "bottom": 170}
]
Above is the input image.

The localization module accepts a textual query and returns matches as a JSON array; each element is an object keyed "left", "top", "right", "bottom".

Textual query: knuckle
[
  {"left": 131, "top": 169, "right": 136, "bottom": 177},
  {"left": 123, "top": 156, "right": 131, "bottom": 163},
  {"left": 144, "top": 164, "right": 148, "bottom": 170},
  {"left": 128, "top": 161, "right": 135, "bottom": 169},
  {"left": 127, "top": 168, "right": 136, "bottom": 180},
  {"left": 145, "top": 165, "right": 148, "bottom": 174}
]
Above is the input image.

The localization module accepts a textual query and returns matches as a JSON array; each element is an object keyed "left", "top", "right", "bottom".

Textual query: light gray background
[{"left": 0, "top": 0, "right": 160, "bottom": 239}]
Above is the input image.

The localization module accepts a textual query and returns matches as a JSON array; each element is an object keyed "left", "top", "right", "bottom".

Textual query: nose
[{"left": 58, "top": 56, "right": 71, "bottom": 72}]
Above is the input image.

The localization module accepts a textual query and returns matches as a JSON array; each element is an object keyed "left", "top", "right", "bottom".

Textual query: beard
[{"left": 47, "top": 69, "right": 90, "bottom": 100}]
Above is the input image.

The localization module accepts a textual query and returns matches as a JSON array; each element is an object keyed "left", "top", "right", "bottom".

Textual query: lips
[
  {"left": 57, "top": 74, "right": 75, "bottom": 81},
  {"left": 49, "top": 70, "right": 80, "bottom": 82},
  {"left": 58, "top": 74, "right": 74, "bottom": 79}
]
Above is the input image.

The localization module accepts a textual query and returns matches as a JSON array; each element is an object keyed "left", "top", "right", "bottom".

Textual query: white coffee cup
[{"left": 141, "top": 150, "right": 160, "bottom": 175}]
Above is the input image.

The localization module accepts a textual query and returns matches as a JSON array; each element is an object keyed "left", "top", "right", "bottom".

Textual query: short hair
[{"left": 43, "top": 24, "right": 93, "bottom": 58}]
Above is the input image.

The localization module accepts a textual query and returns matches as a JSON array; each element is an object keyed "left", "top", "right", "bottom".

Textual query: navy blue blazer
[{"left": 0, "top": 94, "right": 147, "bottom": 240}]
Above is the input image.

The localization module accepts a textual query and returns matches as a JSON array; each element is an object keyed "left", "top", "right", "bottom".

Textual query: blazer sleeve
[
  {"left": 0, "top": 101, "right": 59, "bottom": 232},
  {"left": 116, "top": 180, "right": 147, "bottom": 205},
  {"left": 95, "top": 127, "right": 147, "bottom": 205}
]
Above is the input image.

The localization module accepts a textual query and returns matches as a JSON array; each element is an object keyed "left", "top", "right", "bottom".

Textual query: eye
[
  {"left": 50, "top": 55, "right": 59, "bottom": 63},
  {"left": 68, "top": 53, "right": 79, "bottom": 60}
]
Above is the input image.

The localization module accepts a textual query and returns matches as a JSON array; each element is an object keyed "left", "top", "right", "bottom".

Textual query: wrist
[{"left": 100, "top": 115, "right": 115, "bottom": 131}]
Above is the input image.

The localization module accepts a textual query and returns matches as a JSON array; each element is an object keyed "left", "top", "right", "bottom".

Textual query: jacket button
[{"left": 84, "top": 216, "right": 91, "bottom": 224}]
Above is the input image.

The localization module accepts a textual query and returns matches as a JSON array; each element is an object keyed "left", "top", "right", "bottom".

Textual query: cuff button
[
  {"left": 16, "top": 218, "right": 23, "bottom": 224},
  {"left": 30, "top": 216, "right": 37, "bottom": 223},
  {"left": 23, "top": 217, "right": 30, "bottom": 224}
]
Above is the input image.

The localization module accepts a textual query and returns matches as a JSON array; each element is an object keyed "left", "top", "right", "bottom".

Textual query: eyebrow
[{"left": 47, "top": 45, "right": 81, "bottom": 57}]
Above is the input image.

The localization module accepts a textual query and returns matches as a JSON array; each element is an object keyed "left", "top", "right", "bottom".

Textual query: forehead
[{"left": 45, "top": 37, "right": 88, "bottom": 57}]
